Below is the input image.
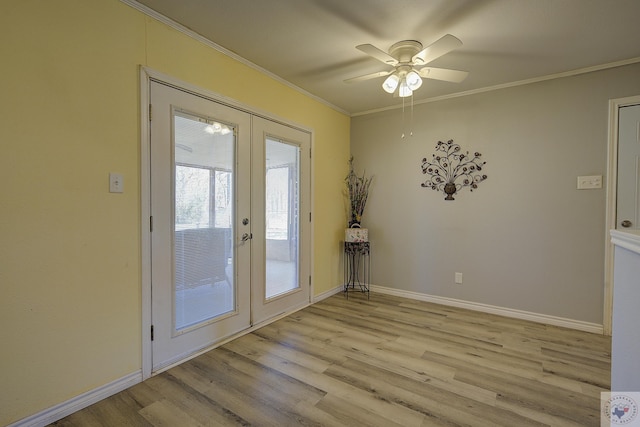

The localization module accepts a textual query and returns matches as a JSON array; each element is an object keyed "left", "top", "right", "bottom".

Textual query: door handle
[
  {"left": 241, "top": 232, "right": 253, "bottom": 241},
  {"left": 621, "top": 220, "right": 632, "bottom": 228}
]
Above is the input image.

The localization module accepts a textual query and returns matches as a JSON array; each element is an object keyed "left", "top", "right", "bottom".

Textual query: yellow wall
[{"left": 0, "top": 1, "right": 349, "bottom": 424}]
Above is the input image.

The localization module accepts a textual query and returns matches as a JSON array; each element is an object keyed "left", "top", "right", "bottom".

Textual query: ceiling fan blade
[
  {"left": 418, "top": 67, "right": 468, "bottom": 83},
  {"left": 412, "top": 34, "right": 462, "bottom": 65},
  {"left": 344, "top": 70, "right": 391, "bottom": 84},
  {"left": 356, "top": 44, "right": 398, "bottom": 65}
]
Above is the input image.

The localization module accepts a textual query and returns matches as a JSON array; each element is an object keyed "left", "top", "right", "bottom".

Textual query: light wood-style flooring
[{"left": 51, "top": 292, "right": 611, "bottom": 426}]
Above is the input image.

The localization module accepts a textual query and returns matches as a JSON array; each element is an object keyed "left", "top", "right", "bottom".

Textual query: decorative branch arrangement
[
  {"left": 420, "top": 139, "right": 487, "bottom": 200},
  {"left": 345, "top": 156, "right": 373, "bottom": 227}
]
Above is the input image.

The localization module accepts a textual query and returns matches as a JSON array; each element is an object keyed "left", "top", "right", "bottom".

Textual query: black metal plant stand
[{"left": 343, "top": 241, "right": 370, "bottom": 298}]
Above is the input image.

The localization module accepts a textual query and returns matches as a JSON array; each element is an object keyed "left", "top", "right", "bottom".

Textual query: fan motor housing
[{"left": 389, "top": 40, "right": 423, "bottom": 62}]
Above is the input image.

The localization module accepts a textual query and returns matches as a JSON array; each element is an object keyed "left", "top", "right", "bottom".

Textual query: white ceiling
[{"left": 132, "top": 0, "right": 640, "bottom": 115}]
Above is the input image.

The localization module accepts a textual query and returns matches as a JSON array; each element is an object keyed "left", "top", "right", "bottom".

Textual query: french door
[
  {"left": 149, "top": 80, "right": 310, "bottom": 373},
  {"left": 251, "top": 116, "right": 311, "bottom": 324}
]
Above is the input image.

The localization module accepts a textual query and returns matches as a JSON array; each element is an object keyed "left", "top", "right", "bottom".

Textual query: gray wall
[{"left": 351, "top": 62, "right": 640, "bottom": 324}]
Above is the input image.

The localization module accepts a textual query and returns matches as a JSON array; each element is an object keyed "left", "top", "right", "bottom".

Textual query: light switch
[
  {"left": 577, "top": 175, "right": 602, "bottom": 190},
  {"left": 109, "top": 173, "right": 124, "bottom": 193}
]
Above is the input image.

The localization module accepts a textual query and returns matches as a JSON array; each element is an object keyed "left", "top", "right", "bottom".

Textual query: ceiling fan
[{"left": 345, "top": 34, "right": 468, "bottom": 97}]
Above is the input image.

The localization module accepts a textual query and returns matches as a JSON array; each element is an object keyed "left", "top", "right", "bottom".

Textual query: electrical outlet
[
  {"left": 109, "top": 173, "right": 124, "bottom": 193},
  {"left": 577, "top": 175, "right": 602, "bottom": 189},
  {"left": 455, "top": 272, "right": 463, "bottom": 284}
]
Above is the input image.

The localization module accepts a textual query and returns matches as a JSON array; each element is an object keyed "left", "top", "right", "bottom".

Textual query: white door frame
[
  {"left": 139, "top": 66, "right": 314, "bottom": 379},
  {"left": 604, "top": 94, "right": 640, "bottom": 336}
]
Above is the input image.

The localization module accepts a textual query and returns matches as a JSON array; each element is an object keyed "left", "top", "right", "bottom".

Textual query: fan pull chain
[
  {"left": 401, "top": 96, "right": 406, "bottom": 139},
  {"left": 401, "top": 94, "right": 416, "bottom": 139},
  {"left": 410, "top": 94, "right": 414, "bottom": 137}
]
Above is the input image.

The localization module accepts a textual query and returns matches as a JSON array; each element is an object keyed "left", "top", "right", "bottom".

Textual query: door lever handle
[{"left": 241, "top": 232, "right": 253, "bottom": 241}]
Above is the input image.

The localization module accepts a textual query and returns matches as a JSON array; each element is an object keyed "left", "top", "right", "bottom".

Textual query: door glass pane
[
  {"left": 174, "top": 112, "right": 234, "bottom": 331},
  {"left": 265, "top": 138, "right": 299, "bottom": 298}
]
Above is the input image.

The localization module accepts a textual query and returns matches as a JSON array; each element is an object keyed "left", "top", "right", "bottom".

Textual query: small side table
[{"left": 344, "top": 241, "right": 370, "bottom": 298}]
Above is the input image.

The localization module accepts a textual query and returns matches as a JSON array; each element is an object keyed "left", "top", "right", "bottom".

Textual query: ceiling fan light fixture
[
  {"left": 382, "top": 73, "right": 400, "bottom": 93},
  {"left": 347, "top": 35, "right": 467, "bottom": 104},
  {"left": 398, "top": 79, "right": 413, "bottom": 97},
  {"left": 406, "top": 70, "right": 422, "bottom": 91}
]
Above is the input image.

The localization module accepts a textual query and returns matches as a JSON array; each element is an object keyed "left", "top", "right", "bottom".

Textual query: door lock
[
  {"left": 242, "top": 218, "right": 249, "bottom": 225},
  {"left": 621, "top": 220, "right": 632, "bottom": 228}
]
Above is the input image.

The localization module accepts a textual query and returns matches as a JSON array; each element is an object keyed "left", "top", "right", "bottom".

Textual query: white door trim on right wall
[{"left": 604, "top": 94, "right": 640, "bottom": 336}]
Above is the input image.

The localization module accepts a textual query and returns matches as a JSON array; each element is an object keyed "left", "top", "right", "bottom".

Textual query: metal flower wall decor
[{"left": 421, "top": 139, "right": 487, "bottom": 200}]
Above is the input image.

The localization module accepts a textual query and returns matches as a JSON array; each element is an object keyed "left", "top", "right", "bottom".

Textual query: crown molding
[
  {"left": 353, "top": 56, "right": 640, "bottom": 117},
  {"left": 120, "top": 0, "right": 349, "bottom": 116},
  {"left": 121, "top": 0, "right": 640, "bottom": 118}
]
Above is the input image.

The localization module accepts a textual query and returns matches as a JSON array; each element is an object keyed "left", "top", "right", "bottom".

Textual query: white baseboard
[
  {"left": 8, "top": 371, "right": 142, "bottom": 427},
  {"left": 313, "top": 284, "right": 343, "bottom": 302},
  {"left": 370, "top": 285, "right": 604, "bottom": 334},
  {"left": 14, "top": 288, "right": 338, "bottom": 427}
]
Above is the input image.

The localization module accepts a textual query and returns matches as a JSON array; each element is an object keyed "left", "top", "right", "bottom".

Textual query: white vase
[{"left": 345, "top": 228, "right": 368, "bottom": 243}]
